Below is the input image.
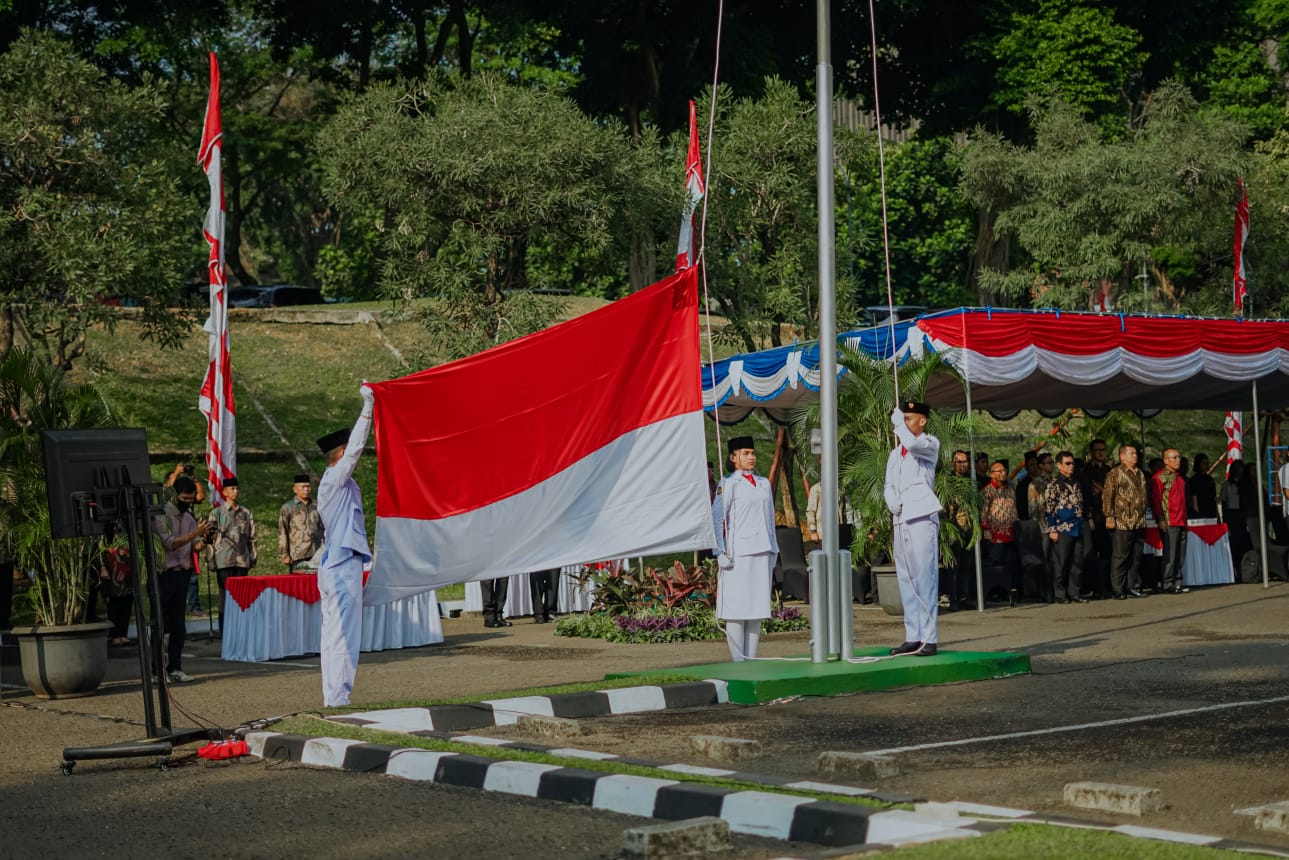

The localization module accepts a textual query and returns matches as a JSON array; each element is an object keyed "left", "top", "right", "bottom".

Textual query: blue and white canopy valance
[{"left": 702, "top": 322, "right": 915, "bottom": 424}]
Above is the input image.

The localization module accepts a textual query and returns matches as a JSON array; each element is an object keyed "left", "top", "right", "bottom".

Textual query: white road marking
[{"left": 863, "top": 693, "right": 1289, "bottom": 757}]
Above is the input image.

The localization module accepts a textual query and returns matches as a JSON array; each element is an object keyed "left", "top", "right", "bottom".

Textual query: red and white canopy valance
[{"left": 909, "top": 308, "right": 1289, "bottom": 412}]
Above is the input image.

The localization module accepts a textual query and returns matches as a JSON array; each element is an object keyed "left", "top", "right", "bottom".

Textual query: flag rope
[
  {"left": 698, "top": 0, "right": 725, "bottom": 456},
  {"left": 867, "top": 0, "right": 899, "bottom": 398}
]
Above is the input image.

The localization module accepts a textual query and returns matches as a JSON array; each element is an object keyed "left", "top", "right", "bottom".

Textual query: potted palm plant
[
  {"left": 1, "top": 349, "right": 118, "bottom": 698},
  {"left": 796, "top": 348, "right": 981, "bottom": 616}
]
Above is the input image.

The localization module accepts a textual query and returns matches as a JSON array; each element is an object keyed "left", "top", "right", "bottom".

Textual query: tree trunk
[
  {"left": 223, "top": 144, "right": 256, "bottom": 285},
  {"left": 628, "top": 227, "right": 655, "bottom": 293},
  {"left": 969, "top": 205, "right": 1009, "bottom": 305}
]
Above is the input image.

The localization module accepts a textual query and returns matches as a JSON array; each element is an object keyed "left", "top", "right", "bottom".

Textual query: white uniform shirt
[
  {"left": 883, "top": 415, "right": 943, "bottom": 525},
  {"left": 318, "top": 412, "right": 373, "bottom": 570},
  {"left": 711, "top": 471, "right": 779, "bottom": 557}
]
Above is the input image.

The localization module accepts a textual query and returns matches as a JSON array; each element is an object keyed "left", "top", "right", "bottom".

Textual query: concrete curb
[
  {"left": 332, "top": 680, "right": 730, "bottom": 732},
  {"left": 240, "top": 733, "right": 1289, "bottom": 856},
  {"left": 243, "top": 731, "right": 969, "bottom": 848}
]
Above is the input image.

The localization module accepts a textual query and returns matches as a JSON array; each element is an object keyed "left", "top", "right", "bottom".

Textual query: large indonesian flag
[
  {"left": 197, "top": 52, "right": 236, "bottom": 500},
  {"left": 364, "top": 267, "right": 715, "bottom": 605}
]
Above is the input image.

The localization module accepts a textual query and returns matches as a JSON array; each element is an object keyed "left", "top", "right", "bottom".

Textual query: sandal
[{"left": 110, "top": 637, "right": 131, "bottom": 647}]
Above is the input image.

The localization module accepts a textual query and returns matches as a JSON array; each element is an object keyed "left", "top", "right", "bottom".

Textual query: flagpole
[{"left": 815, "top": 0, "right": 842, "bottom": 662}]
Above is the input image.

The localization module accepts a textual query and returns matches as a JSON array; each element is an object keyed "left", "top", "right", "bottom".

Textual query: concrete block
[
  {"left": 688, "top": 734, "right": 763, "bottom": 763},
  {"left": 1063, "top": 782, "right": 1163, "bottom": 816},
  {"left": 622, "top": 816, "right": 731, "bottom": 858},
  {"left": 817, "top": 751, "right": 901, "bottom": 781},
  {"left": 516, "top": 713, "right": 587, "bottom": 739},
  {"left": 1254, "top": 801, "right": 1289, "bottom": 834}
]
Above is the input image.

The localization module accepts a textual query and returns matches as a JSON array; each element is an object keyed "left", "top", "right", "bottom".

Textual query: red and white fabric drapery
[{"left": 197, "top": 51, "right": 236, "bottom": 500}]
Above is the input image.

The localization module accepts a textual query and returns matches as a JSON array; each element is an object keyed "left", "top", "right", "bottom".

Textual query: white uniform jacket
[
  {"left": 883, "top": 414, "right": 943, "bottom": 525},
  {"left": 711, "top": 471, "right": 779, "bottom": 557},
  {"left": 318, "top": 412, "right": 373, "bottom": 570}
]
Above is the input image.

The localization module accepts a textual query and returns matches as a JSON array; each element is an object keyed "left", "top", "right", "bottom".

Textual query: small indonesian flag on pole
[
  {"left": 1234, "top": 178, "right": 1250, "bottom": 315},
  {"left": 197, "top": 52, "right": 236, "bottom": 503},
  {"left": 1224, "top": 411, "right": 1242, "bottom": 478},
  {"left": 675, "top": 99, "right": 705, "bottom": 271},
  {"left": 364, "top": 267, "right": 715, "bottom": 605}
]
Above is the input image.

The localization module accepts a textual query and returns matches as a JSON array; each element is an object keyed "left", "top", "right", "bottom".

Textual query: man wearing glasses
[
  {"left": 1150, "top": 448, "right": 1190, "bottom": 594},
  {"left": 1044, "top": 452, "right": 1090, "bottom": 604}
]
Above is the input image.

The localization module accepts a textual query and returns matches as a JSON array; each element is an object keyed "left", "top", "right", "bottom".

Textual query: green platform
[{"left": 607, "top": 647, "right": 1031, "bottom": 704}]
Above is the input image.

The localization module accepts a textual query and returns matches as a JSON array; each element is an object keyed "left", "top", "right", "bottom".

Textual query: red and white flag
[
  {"left": 675, "top": 99, "right": 705, "bottom": 271},
  {"left": 1224, "top": 411, "right": 1242, "bottom": 478},
  {"left": 197, "top": 52, "right": 236, "bottom": 502},
  {"left": 1234, "top": 178, "right": 1250, "bottom": 315},
  {"left": 364, "top": 267, "right": 714, "bottom": 604}
]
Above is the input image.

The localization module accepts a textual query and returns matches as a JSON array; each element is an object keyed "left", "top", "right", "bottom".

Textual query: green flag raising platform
[{"left": 608, "top": 648, "right": 1030, "bottom": 705}]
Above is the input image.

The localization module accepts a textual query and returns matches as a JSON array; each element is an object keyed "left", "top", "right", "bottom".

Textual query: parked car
[{"left": 227, "top": 285, "right": 323, "bottom": 309}]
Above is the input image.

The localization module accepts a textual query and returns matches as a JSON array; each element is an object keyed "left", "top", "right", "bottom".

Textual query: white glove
[
  {"left": 360, "top": 383, "right": 374, "bottom": 405},
  {"left": 891, "top": 407, "right": 903, "bottom": 427},
  {"left": 889, "top": 503, "right": 902, "bottom": 518}
]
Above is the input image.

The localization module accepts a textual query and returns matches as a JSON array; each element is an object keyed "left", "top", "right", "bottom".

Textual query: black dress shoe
[
  {"left": 496, "top": 618, "right": 513, "bottom": 627},
  {"left": 534, "top": 616, "right": 550, "bottom": 624},
  {"left": 913, "top": 643, "right": 938, "bottom": 657},
  {"left": 889, "top": 641, "right": 922, "bottom": 656},
  {"left": 1114, "top": 593, "right": 1128, "bottom": 600},
  {"left": 1129, "top": 589, "right": 1147, "bottom": 598},
  {"left": 1073, "top": 597, "right": 1089, "bottom": 603}
]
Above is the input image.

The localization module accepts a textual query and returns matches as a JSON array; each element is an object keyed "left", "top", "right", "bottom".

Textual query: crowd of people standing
[{"left": 943, "top": 439, "right": 1257, "bottom": 607}]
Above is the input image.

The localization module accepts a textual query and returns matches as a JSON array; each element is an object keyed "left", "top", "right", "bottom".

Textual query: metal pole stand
[{"left": 808, "top": 550, "right": 829, "bottom": 663}]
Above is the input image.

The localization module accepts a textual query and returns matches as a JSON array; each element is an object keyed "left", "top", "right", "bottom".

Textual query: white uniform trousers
[
  {"left": 894, "top": 514, "right": 940, "bottom": 645},
  {"left": 319, "top": 555, "right": 364, "bottom": 707}
]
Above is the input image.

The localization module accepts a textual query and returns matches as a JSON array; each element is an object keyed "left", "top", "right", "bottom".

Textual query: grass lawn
[{"left": 881, "top": 823, "right": 1247, "bottom": 858}]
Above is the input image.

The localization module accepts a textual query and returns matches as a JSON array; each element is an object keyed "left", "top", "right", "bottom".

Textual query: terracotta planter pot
[
  {"left": 12, "top": 622, "right": 112, "bottom": 699},
  {"left": 872, "top": 566, "right": 903, "bottom": 617}
]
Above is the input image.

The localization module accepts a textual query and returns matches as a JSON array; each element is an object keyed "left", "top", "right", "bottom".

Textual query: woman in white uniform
[{"left": 711, "top": 435, "right": 779, "bottom": 661}]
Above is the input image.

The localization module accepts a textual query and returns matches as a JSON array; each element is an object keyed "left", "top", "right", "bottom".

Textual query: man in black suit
[{"left": 528, "top": 568, "right": 560, "bottom": 623}]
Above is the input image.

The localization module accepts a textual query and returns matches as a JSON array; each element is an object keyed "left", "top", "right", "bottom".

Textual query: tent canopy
[{"left": 703, "top": 307, "right": 1289, "bottom": 421}]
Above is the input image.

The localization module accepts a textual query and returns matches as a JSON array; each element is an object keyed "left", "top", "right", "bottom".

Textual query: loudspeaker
[{"left": 1240, "top": 546, "right": 1289, "bottom": 583}]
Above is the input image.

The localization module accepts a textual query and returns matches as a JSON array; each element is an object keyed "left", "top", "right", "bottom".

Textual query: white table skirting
[
  {"left": 221, "top": 588, "right": 444, "bottom": 663},
  {"left": 463, "top": 566, "right": 595, "bottom": 617},
  {"left": 1141, "top": 518, "right": 1235, "bottom": 587}
]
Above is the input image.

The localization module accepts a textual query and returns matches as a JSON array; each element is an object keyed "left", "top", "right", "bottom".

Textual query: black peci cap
[
  {"left": 727, "top": 435, "right": 755, "bottom": 454},
  {"left": 317, "top": 428, "right": 350, "bottom": 454}
]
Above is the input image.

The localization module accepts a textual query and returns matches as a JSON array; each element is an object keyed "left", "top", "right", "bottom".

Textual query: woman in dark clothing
[{"left": 1188, "top": 453, "right": 1218, "bottom": 519}]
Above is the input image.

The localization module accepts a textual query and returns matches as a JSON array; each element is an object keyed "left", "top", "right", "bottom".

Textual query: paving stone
[
  {"left": 1063, "top": 782, "right": 1163, "bottom": 816},
  {"left": 622, "top": 816, "right": 731, "bottom": 858},
  {"left": 516, "top": 713, "right": 587, "bottom": 739},
  {"left": 816, "top": 751, "right": 900, "bottom": 781},
  {"left": 688, "top": 735, "right": 764, "bottom": 763}
]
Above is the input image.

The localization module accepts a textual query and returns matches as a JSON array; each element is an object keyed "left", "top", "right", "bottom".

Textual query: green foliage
[
  {"left": 0, "top": 31, "right": 194, "bottom": 370},
  {"left": 318, "top": 72, "right": 641, "bottom": 361},
  {"left": 990, "top": 0, "right": 1146, "bottom": 125},
  {"left": 0, "top": 348, "right": 117, "bottom": 626},
  {"left": 794, "top": 350, "right": 981, "bottom": 566},
  {"left": 702, "top": 78, "right": 868, "bottom": 350},
  {"left": 554, "top": 603, "right": 807, "bottom": 644},
  {"left": 960, "top": 83, "right": 1249, "bottom": 310},
  {"left": 842, "top": 136, "right": 976, "bottom": 312}
]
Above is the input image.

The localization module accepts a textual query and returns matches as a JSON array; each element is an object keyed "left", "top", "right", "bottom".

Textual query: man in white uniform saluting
[
  {"left": 884, "top": 400, "right": 943, "bottom": 657},
  {"left": 316, "top": 384, "right": 374, "bottom": 706},
  {"left": 711, "top": 435, "right": 778, "bottom": 662}
]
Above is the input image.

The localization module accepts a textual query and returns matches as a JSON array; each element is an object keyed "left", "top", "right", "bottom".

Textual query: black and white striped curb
[
  {"left": 330, "top": 680, "right": 729, "bottom": 732},
  {"left": 328, "top": 711, "right": 916, "bottom": 805},
  {"left": 244, "top": 731, "right": 995, "bottom": 847},
  {"left": 241, "top": 733, "right": 1289, "bottom": 855}
]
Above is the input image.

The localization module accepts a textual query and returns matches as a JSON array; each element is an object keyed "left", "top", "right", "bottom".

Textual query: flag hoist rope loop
[{"left": 867, "top": 0, "right": 900, "bottom": 398}]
